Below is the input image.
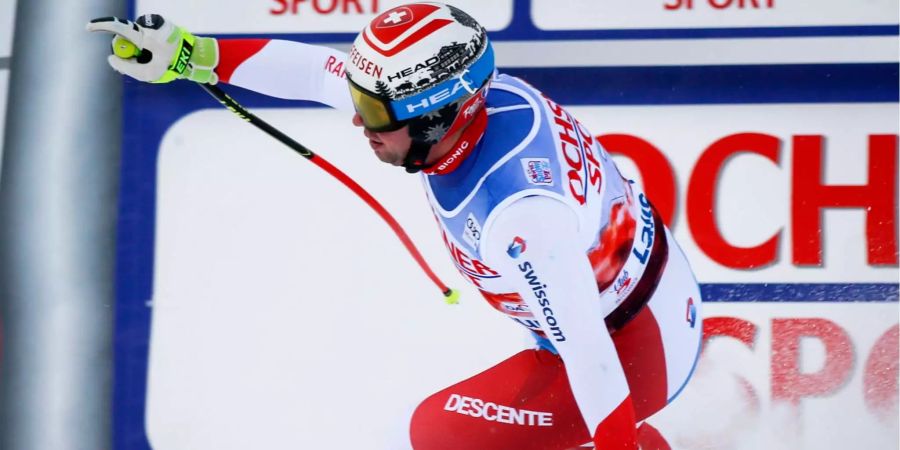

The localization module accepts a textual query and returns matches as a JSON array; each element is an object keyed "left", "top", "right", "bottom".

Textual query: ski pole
[{"left": 199, "top": 83, "right": 459, "bottom": 304}]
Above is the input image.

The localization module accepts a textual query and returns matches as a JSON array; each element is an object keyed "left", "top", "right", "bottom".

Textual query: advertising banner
[
  {"left": 117, "top": 1, "right": 898, "bottom": 448},
  {"left": 531, "top": 0, "right": 900, "bottom": 30},
  {"left": 134, "top": 0, "right": 513, "bottom": 34}
]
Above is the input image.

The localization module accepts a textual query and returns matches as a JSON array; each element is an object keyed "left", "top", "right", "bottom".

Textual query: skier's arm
[
  {"left": 216, "top": 39, "right": 353, "bottom": 112},
  {"left": 87, "top": 15, "right": 353, "bottom": 111},
  {"left": 481, "top": 195, "right": 638, "bottom": 450}
]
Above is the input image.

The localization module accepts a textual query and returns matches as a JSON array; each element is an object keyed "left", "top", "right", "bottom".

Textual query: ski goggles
[{"left": 348, "top": 44, "right": 495, "bottom": 132}]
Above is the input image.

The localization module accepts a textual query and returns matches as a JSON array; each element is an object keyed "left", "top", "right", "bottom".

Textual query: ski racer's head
[{"left": 345, "top": 2, "right": 494, "bottom": 173}]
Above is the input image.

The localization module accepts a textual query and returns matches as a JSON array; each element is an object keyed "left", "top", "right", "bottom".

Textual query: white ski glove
[{"left": 86, "top": 14, "right": 219, "bottom": 84}]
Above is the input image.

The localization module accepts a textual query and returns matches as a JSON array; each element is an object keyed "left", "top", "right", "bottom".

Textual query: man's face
[{"left": 352, "top": 113, "right": 412, "bottom": 166}]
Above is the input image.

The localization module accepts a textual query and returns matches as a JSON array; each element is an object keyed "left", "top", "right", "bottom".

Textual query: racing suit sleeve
[
  {"left": 481, "top": 195, "right": 638, "bottom": 450},
  {"left": 215, "top": 39, "right": 354, "bottom": 112}
]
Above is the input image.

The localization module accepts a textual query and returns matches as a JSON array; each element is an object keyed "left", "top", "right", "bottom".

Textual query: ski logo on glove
[{"left": 172, "top": 40, "right": 193, "bottom": 75}]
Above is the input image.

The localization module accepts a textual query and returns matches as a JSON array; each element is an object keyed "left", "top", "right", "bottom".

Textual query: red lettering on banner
[
  {"left": 791, "top": 135, "right": 898, "bottom": 266},
  {"left": 270, "top": 0, "right": 379, "bottom": 15},
  {"left": 343, "top": 0, "right": 363, "bottom": 14},
  {"left": 864, "top": 325, "right": 899, "bottom": 422},
  {"left": 703, "top": 316, "right": 758, "bottom": 348},
  {"left": 688, "top": 133, "right": 782, "bottom": 269},
  {"left": 666, "top": 0, "right": 773, "bottom": 11},
  {"left": 600, "top": 132, "right": 896, "bottom": 271},
  {"left": 709, "top": 0, "right": 774, "bottom": 9},
  {"left": 700, "top": 316, "right": 899, "bottom": 440},
  {"left": 665, "top": 0, "right": 693, "bottom": 10},
  {"left": 699, "top": 316, "right": 761, "bottom": 449},
  {"left": 271, "top": 0, "right": 288, "bottom": 14},
  {"left": 771, "top": 318, "right": 854, "bottom": 407},
  {"left": 313, "top": 0, "right": 338, "bottom": 14},
  {"left": 600, "top": 134, "right": 677, "bottom": 227}
]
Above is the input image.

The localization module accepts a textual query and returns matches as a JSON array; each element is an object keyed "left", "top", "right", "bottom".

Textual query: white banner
[
  {"left": 574, "top": 102, "right": 899, "bottom": 283},
  {"left": 654, "top": 303, "right": 898, "bottom": 450},
  {"left": 143, "top": 105, "right": 897, "bottom": 449},
  {"left": 532, "top": 0, "right": 900, "bottom": 30},
  {"left": 134, "top": 0, "right": 513, "bottom": 34}
]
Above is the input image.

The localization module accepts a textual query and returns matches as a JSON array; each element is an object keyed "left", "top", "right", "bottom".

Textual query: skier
[{"left": 89, "top": 3, "right": 703, "bottom": 449}]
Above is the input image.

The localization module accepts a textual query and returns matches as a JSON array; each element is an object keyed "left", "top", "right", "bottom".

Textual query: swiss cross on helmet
[{"left": 346, "top": 3, "right": 494, "bottom": 171}]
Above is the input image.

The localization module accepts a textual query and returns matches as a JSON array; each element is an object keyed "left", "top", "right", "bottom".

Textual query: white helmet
[{"left": 346, "top": 2, "right": 494, "bottom": 172}]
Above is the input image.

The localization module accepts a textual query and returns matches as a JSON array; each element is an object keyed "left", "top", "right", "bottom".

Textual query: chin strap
[{"left": 402, "top": 141, "right": 433, "bottom": 174}]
